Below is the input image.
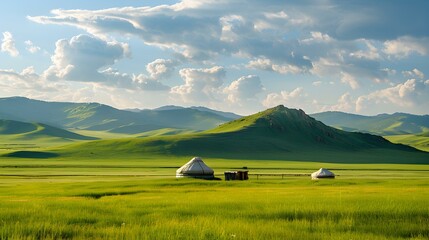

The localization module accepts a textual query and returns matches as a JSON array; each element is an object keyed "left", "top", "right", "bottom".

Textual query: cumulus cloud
[
  {"left": 0, "top": 67, "right": 66, "bottom": 92},
  {"left": 383, "top": 36, "right": 429, "bottom": 58},
  {"left": 43, "top": 34, "right": 128, "bottom": 83},
  {"left": 1, "top": 32, "right": 19, "bottom": 57},
  {"left": 28, "top": 0, "right": 429, "bottom": 85},
  {"left": 26, "top": 2, "right": 325, "bottom": 71},
  {"left": 146, "top": 59, "right": 178, "bottom": 80},
  {"left": 170, "top": 66, "right": 226, "bottom": 103},
  {"left": 356, "top": 79, "right": 429, "bottom": 114},
  {"left": 263, "top": 87, "right": 307, "bottom": 109},
  {"left": 402, "top": 68, "right": 425, "bottom": 79},
  {"left": 224, "top": 75, "right": 263, "bottom": 103},
  {"left": 24, "top": 40, "right": 41, "bottom": 54},
  {"left": 2, "top": 34, "right": 175, "bottom": 93},
  {"left": 327, "top": 93, "right": 354, "bottom": 112},
  {"left": 247, "top": 58, "right": 305, "bottom": 74},
  {"left": 132, "top": 59, "right": 179, "bottom": 91}
]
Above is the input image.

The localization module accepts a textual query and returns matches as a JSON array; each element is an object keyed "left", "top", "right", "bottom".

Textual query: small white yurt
[
  {"left": 176, "top": 157, "right": 214, "bottom": 179},
  {"left": 311, "top": 168, "right": 335, "bottom": 179}
]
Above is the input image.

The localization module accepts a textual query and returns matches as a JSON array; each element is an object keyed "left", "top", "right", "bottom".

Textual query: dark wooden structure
[{"left": 224, "top": 171, "right": 248, "bottom": 181}]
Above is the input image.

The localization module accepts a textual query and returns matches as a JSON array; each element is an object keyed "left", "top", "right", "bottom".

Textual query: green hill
[
  {"left": 385, "top": 134, "right": 429, "bottom": 152},
  {"left": 0, "top": 97, "right": 237, "bottom": 133},
  {"left": 311, "top": 111, "right": 429, "bottom": 135},
  {"left": 0, "top": 119, "right": 96, "bottom": 141},
  {"left": 45, "top": 106, "right": 428, "bottom": 163}
]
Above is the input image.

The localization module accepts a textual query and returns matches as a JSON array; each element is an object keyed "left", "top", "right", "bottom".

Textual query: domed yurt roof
[
  {"left": 311, "top": 168, "right": 335, "bottom": 179},
  {"left": 176, "top": 157, "right": 214, "bottom": 179}
]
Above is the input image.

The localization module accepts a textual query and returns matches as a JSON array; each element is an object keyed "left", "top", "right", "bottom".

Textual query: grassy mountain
[
  {"left": 311, "top": 111, "right": 429, "bottom": 135},
  {"left": 47, "top": 106, "right": 428, "bottom": 163},
  {"left": 0, "top": 119, "right": 95, "bottom": 140},
  {"left": 0, "top": 97, "right": 236, "bottom": 133},
  {"left": 385, "top": 134, "right": 429, "bottom": 152}
]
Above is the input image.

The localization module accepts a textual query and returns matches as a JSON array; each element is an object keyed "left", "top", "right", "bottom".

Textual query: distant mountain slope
[
  {"left": 385, "top": 134, "right": 429, "bottom": 152},
  {"left": 0, "top": 119, "right": 96, "bottom": 140},
  {"left": 49, "top": 106, "right": 429, "bottom": 163},
  {"left": 190, "top": 106, "right": 241, "bottom": 119},
  {"left": 311, "top": 111, "right": 429, "bottom": 135},
  {"left": 0, "top": 97, "right": 237, "bottom": 133},
  {"left": 153, "top": 105, "right": 241, "bottom": 119},
  {"left": 153, "top": 105, "right": 185, "bottom": 111}
]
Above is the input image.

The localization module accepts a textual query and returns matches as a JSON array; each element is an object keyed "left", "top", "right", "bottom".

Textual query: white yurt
[
  {"left": 311, "top": 168, "right": 335, "bottom": 179},
  {"left": 176, "top": 157, "right": 214, "bottom": 179}
]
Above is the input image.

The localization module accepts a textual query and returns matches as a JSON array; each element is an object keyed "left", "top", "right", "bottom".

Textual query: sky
[{"left": 1, "top": 0, "right": 428, "bottom": 115}]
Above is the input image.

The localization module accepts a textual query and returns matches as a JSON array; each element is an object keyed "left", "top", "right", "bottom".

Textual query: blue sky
[{"left": 1, "top": 0, "right": 428, "bottom": 115}]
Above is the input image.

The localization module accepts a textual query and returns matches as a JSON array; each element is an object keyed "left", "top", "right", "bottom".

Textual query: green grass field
[
  {"left": 0, "top": 117, "right": 428, "bottom": 239},
  {"left": 1, "top": 153, "right": 429, "bottom": 239},
  {"left": 385, "top": 134, "right": 429, "bottom": 152}
]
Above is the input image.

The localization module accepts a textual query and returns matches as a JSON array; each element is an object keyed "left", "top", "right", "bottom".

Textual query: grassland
[
  {"left": 1, "top": 152, "right": 429, "bottom": 239},
  {"left": 0, "top": 107, "right": 428, "bottom": 239},
  {"left": 385, "top": 134, "right": 429, "bottom": 152}
]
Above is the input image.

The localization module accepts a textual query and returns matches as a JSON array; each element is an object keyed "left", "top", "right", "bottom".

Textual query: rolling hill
[
  {"left": 0, "top": 97, "right": 239, "bottom": 133},
  {"left": 311, "top": 111, "right": 429, "bottom": 135},
  {"left": 0, "top": 119, "right": 96, "bottom": 141},
  {"left": 385, "top": 134, "right": 429, "bottom": 152},
  {"left": 45, "top": 105, "right": 429, "bottom": 163}
]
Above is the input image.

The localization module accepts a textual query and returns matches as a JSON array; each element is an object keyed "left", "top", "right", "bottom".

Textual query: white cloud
[
  {"left": 340, "top": 72, "right": 359, "bottom": 89},
  {"left": 132, "top": 59, "right": 178, "bottom": 91},
  {"left": 43, "top": 34, "right": 129, "bottom": 85},
  {"left": 24, "top": 40, "right": 41, "bottom": 54},
  {"left": 247, "top": 58, "right": 304, "bottom": 74},
  {"left": 146, "top": 59, "right": 178, "bottom": 80},
  {"left": 1, "top": 32, "right": 19, "bottom": 57},
  {"left": 3, "top": 34, "right": 174, "bottom": 92},
  {"left": 28, "top": 2, "right": 317, "bottom": 69},
  {"left": 328, "top": 93, "right": 354, "bottom": 112},
  {"left": 133, "top": 75, "right": 170, "bottom": 91},
  {"left": 28, "top": 1, "right": 422, "bottom": 85},
  {"left": 170, "top": 66, "right": 226, "bottom": 103},
  {"left": 301, "top": 31, "right": 332, "bottom": 43},
  {"left": 263, "top": 87, "right": 306, "bottom": 109},
  {"left": 349, "top": 40, "right": 381, "bottom": 60},
  {"left": 224, "top": 75, "right": 263, "bottom": 104},
  {"left": 312, "top": 81, "right": 322, "bottom": 86},
  {"left": 356, "top": 79, "right": 429, "bottom": 114},
  {"left": 383, "top": 36, "right": 429, "bottom": 58},
  {"left": 402, "top": 68, "right": 425, "bottom": 79},
  {"left": 0, "top": 67, "right": 65, "bottom": 92}
]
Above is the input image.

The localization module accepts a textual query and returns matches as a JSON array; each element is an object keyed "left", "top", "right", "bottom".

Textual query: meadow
[{"left": 1, "top": 153, "right": 429, "bottom": 240}]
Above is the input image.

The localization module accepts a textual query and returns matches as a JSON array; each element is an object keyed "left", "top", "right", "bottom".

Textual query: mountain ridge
[
  {"left": 311, "top": 111, "right": 429, "bottom": 135},
  {"left": 46, "top": 105, "right": 428, "bottom": 163},
  {"left": 0, "top": 96, "right": 239, "bottom": 134}
]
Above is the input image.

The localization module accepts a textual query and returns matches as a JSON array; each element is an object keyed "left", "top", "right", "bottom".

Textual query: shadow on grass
[
  {"left": 76, "top": 190, "right": 147, "bottom": 199},
  {"left": 3, "top": 151, "right": 59, "bottom": 159}
]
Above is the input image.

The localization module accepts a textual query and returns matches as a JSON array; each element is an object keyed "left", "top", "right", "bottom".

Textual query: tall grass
[{"left": 0, "top": 178, "right": 428, "bottom": 239}]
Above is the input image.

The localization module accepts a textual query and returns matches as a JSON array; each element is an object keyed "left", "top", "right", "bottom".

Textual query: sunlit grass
[
  {"left": 385, "top": 134, "right": 429, "bottom": 152},
  {"left": 0, "top": 176, "right": 428, "bottom": 239}
]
